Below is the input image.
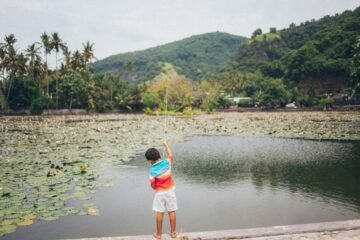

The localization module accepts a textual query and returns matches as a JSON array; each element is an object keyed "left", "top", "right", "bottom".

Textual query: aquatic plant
[{"left": 0, "top": 112, "right": 359, "bottom": 236}]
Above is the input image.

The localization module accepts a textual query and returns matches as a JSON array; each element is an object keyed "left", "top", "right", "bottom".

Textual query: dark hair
[{"left": 145, "top": 148, "right": 161, "bottom": 161}]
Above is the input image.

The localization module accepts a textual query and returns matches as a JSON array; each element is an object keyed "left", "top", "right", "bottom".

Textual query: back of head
[{"left": 145, "top": 148, "right": 161, "bottom": 161}]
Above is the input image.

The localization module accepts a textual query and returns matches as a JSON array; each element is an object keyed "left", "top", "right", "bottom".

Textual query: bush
[
  {"left": 30, "top": 94, "right": 51, "bottom": 115},
  {"left": 7, "top": 78, "right": 40, "bottom": 110},
  {"left": 296, "top": 94, "right": 318, "bottom": 107},
  {"left": 217, "top": 97, "right": 232, "bottom": 109},
  {"left": 319, "top": 98, "right": 335, "bottom": 108},
  {"left": 237, "top": 98, "right": 254, "bottom": 107},
  {"left": 257, "top": 78, "right": 292, "bottom": 108}
]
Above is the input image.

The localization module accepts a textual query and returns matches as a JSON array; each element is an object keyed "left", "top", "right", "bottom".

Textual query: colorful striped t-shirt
[{"left": 149, "top": 159, "right": 175, "bottom": 192}]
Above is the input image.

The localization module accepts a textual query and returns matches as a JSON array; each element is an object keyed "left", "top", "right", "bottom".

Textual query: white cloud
[{"left": 0, "top": 0, "right": 358, "bottom": 63}]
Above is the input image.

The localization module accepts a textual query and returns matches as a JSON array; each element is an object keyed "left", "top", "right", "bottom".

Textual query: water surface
[{"left": 3, "top": 136, "right": 360, "bottom": 240}]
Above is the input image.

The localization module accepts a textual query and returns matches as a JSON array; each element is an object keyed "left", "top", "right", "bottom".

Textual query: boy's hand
[{"left": 163, "top": 140, "right": 169, "bottom": 148}]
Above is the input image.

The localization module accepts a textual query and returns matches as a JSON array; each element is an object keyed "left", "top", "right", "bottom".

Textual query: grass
[
  {"left": 245, "top": 32, "right": 281, "bottom": 45},
  {"left": 144, "top": 108, "right": 204, "bottom": 116}
]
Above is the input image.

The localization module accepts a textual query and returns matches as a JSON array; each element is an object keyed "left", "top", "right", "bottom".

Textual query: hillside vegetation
[
  {"left": 93, "top": 32, "right": 247, "bottom": 82},
  {"left": 1, "top": 7, "right": 359, "bottom": 114},
  {"left": 232, "top": 7, "right": 360, "bottom": 97}
]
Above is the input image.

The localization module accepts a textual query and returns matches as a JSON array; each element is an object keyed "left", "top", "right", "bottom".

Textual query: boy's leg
[
  {"left": 168, "top": 211, "right": 176, "bottom": 236},
  {"left": 155, "top": 212, "right": 164, "bottom": 237}
]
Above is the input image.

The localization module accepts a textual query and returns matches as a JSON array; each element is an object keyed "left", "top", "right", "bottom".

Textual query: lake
[{"left": 3, "top": 135, "right": 360, "bottom": 240}]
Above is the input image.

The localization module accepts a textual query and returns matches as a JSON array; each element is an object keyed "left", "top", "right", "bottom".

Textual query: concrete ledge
[{"left": 62, "top": 219, "right": 360, "bottom": 240}]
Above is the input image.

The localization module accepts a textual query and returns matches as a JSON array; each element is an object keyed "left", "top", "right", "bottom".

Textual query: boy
[{"left": 145, "top": 141, "right": 178, "bottom": 239}]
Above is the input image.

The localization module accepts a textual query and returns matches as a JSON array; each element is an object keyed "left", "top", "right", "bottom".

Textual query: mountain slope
[
  {"left": 233, "top": 6, "right": 360, "bottom": 94},
  {"left": 94, "top": 32, "right": 247, "bottom": 82}
]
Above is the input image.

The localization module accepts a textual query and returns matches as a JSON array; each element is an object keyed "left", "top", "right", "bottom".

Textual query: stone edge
[{"left": 62, "top": 219, "right": 360, "bottom": 240}]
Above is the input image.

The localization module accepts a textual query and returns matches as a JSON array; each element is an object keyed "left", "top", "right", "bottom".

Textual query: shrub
[
  {"left": 296, "top": 94, "right": 318, "bottom": 107},
  {"left": 319, "top": 98, "right": 335, "bottom": 108},
  {"left": 30, "top": 94, "right": 51, "bottom": 115},
  {"left": 237, "top": 98, "right": 254, "bottom": 107}
]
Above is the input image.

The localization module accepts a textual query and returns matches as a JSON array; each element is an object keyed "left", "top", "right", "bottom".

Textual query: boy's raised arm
[{"left": 163, "top": 140, "right": 174, "bottom": 164}]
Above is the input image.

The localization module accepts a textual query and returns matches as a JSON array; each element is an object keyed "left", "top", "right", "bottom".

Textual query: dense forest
[
  {"left": 229, "top": 7, "right": 360, "bottom": 107},
  {"left": 0, "top": 7, "right": 359, "bottom": 114},
  {"left": 94, "top": 32, "right": 246, "bottom": 82}
]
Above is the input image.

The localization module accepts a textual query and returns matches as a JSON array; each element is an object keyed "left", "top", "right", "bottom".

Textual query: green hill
[
  {"left": 233, "top": 6, "right": 360, "bottom": 94},
  {"left": 93, "top": 32, "right": 247, "bottom": 82}
]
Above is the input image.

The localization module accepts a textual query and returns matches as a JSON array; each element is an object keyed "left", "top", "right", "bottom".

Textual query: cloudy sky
[{"left": 0, "top": 0, "right": 359, "bottom": 61}]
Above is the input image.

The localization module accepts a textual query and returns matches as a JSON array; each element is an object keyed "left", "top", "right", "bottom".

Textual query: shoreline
[
  {"left": 0, "top": 105, "right": 360, "bottom": 116},
  {"left": 60, "top": 219, "right": 360, "bottom": 240},
  {"left": 1, "top": 111, "right": 359, "bottom": 141}
]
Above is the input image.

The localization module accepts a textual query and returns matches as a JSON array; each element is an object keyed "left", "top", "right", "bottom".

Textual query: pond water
[{"left": 2, "top": 136, "right": 360, "bottom": 240}]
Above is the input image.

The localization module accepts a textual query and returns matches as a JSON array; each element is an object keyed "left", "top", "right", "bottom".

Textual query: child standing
[{"left": 145, "top": 141, "right": 178, "bottom": 239}]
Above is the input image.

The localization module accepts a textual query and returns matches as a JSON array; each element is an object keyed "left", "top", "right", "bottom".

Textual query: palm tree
[
  {"left": 71, "top": 50, "right": 84, "bottom": 70},
  {"left": 0, "top": 34, "right": 17, "bottom": 80},
  {"left": 40, "top": 32, "right": 52, "bottom": 95},
  {"left": 51, "top": 32, "right": 64, "bottom": 109},
  {"left": 5, "top": 47, "right": 27, "bottom": 103},
  {"left": 25, "top": 43, "right": 42, "bottom": 82},
  {"left": 0, "top": 34, "right": 22, "bottom": 105},
  {"left": 61, "top": 44, "right": 71, "bottom": 69},
  {"left": 82, "top": 41, "right": 95, "bottom": 70},
  {"left": 0, "top": 43, "right": 6, "bottom": 81},
  {"left": 0, "top": 34, "right": 16, "bottom": 49}
]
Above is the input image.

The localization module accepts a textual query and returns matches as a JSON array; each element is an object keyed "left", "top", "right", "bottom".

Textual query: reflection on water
[
  {"left": 4, "top": 136, "right": 360, "bottom": 240},
  {"left": 173, "top": 136, "right": 360, "bottom": 210}
]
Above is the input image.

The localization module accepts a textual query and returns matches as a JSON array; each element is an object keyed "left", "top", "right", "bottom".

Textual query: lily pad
[
  {"left": 1, "top": 113, "right": 359, "bottom": 237},
  {"left": 73, "top": 191, "right": 90, "bottom": 200},
  {"left": 86, "top": 207, "right": 100, "bottom": 216},
  {"left": 0, "top": 224, "right": 16, "bottom": 236},
  {"left": 21, "top": 214, "right": 36, "bottom": 220},
  {"left": 1, "top": 220, "right": 14, "bottom": 226},
  {"left": 16, "top": 219, "right": 34, "bottom": 226}
]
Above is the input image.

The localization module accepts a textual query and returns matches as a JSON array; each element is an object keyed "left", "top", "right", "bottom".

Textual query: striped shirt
[{"left": 149, "top": 158, "right": 175, "bottom": 192}]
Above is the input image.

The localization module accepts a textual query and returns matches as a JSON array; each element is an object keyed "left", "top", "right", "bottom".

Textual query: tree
[
  {"left": 350, "top": 38, "right": 360, "bottom": 101},
  {"left": 260, "top": 61, "right": 285, "bottom": 78},
  {"left": 59, "top": 69, "right": 95, "bottom": 110},
  {"left": 0, "top": 35, "right": 28, "bottom": 106},
  {"left": 256, "top": 78, "right": 292, "bottom": 108},
  {"left": 0, "top": 34, "right": 16, "bottom": 49},
  {"left": 286, "top": 43, "right": 322, "bottom": 81},
  {"left": 270, "top": 27, "right": 277, "bottom": 33},
  {"left": 25, "top": 43, "right": 42, "bottom": 82},
  {"left": 196, "top": 80, "right": 219, "bottom": 112},
  {"left": 126, "top": 61, "right": 133, "bottom": 72},
  {"left": 60, "top": 45, "right": 71, "bottom": 72},
  {"left": 351, "top": 38, "right": 360, "bottom": 84},
  {"left": 51, "top": 32, "right": 64, "bottom": 109},
  {"left": 142, "top": 75, "right": 194, "bottom": 112},
  {"left": 82, "top": 41, "right": 95, "bottom": 70},
  {"left": 251, "top": 28, "right": 262, "bottom": 39},
  {"left": 71, "top": 50, "right": 84, "bottom": 70},
  {"left": 125, "top": 61, "right": 133, "bottom": 79},
  {"left": 40, "top": 32, "right": 52, "bottom": 95},
  {"left": 6, "top": 77, "right": 40, "bottom": 110},
  {"left": 212, "top": 71, "right": 249, "bottom": 96}
]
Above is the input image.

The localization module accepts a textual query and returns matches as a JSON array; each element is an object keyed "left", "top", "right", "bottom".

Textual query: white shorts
[{"left": 152, "top": 190, "right": 178, "bottom": 213}]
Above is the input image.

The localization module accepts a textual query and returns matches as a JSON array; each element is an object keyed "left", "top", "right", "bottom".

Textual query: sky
[{"left": 0, "top": 0, "right": 359, "bottom": 62}]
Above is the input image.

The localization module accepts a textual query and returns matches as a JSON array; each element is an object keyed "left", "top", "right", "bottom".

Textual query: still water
[{"left": 3, "top": 136, "right": 360, "bottom": 240}]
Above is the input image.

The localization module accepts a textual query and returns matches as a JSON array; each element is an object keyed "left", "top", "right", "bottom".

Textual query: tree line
[
  {"left": 231, "top": 7, "right": 360, "bottom": 108},
  {"left": 0, "top": 33, "right": 224, "bottom": 114}
]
